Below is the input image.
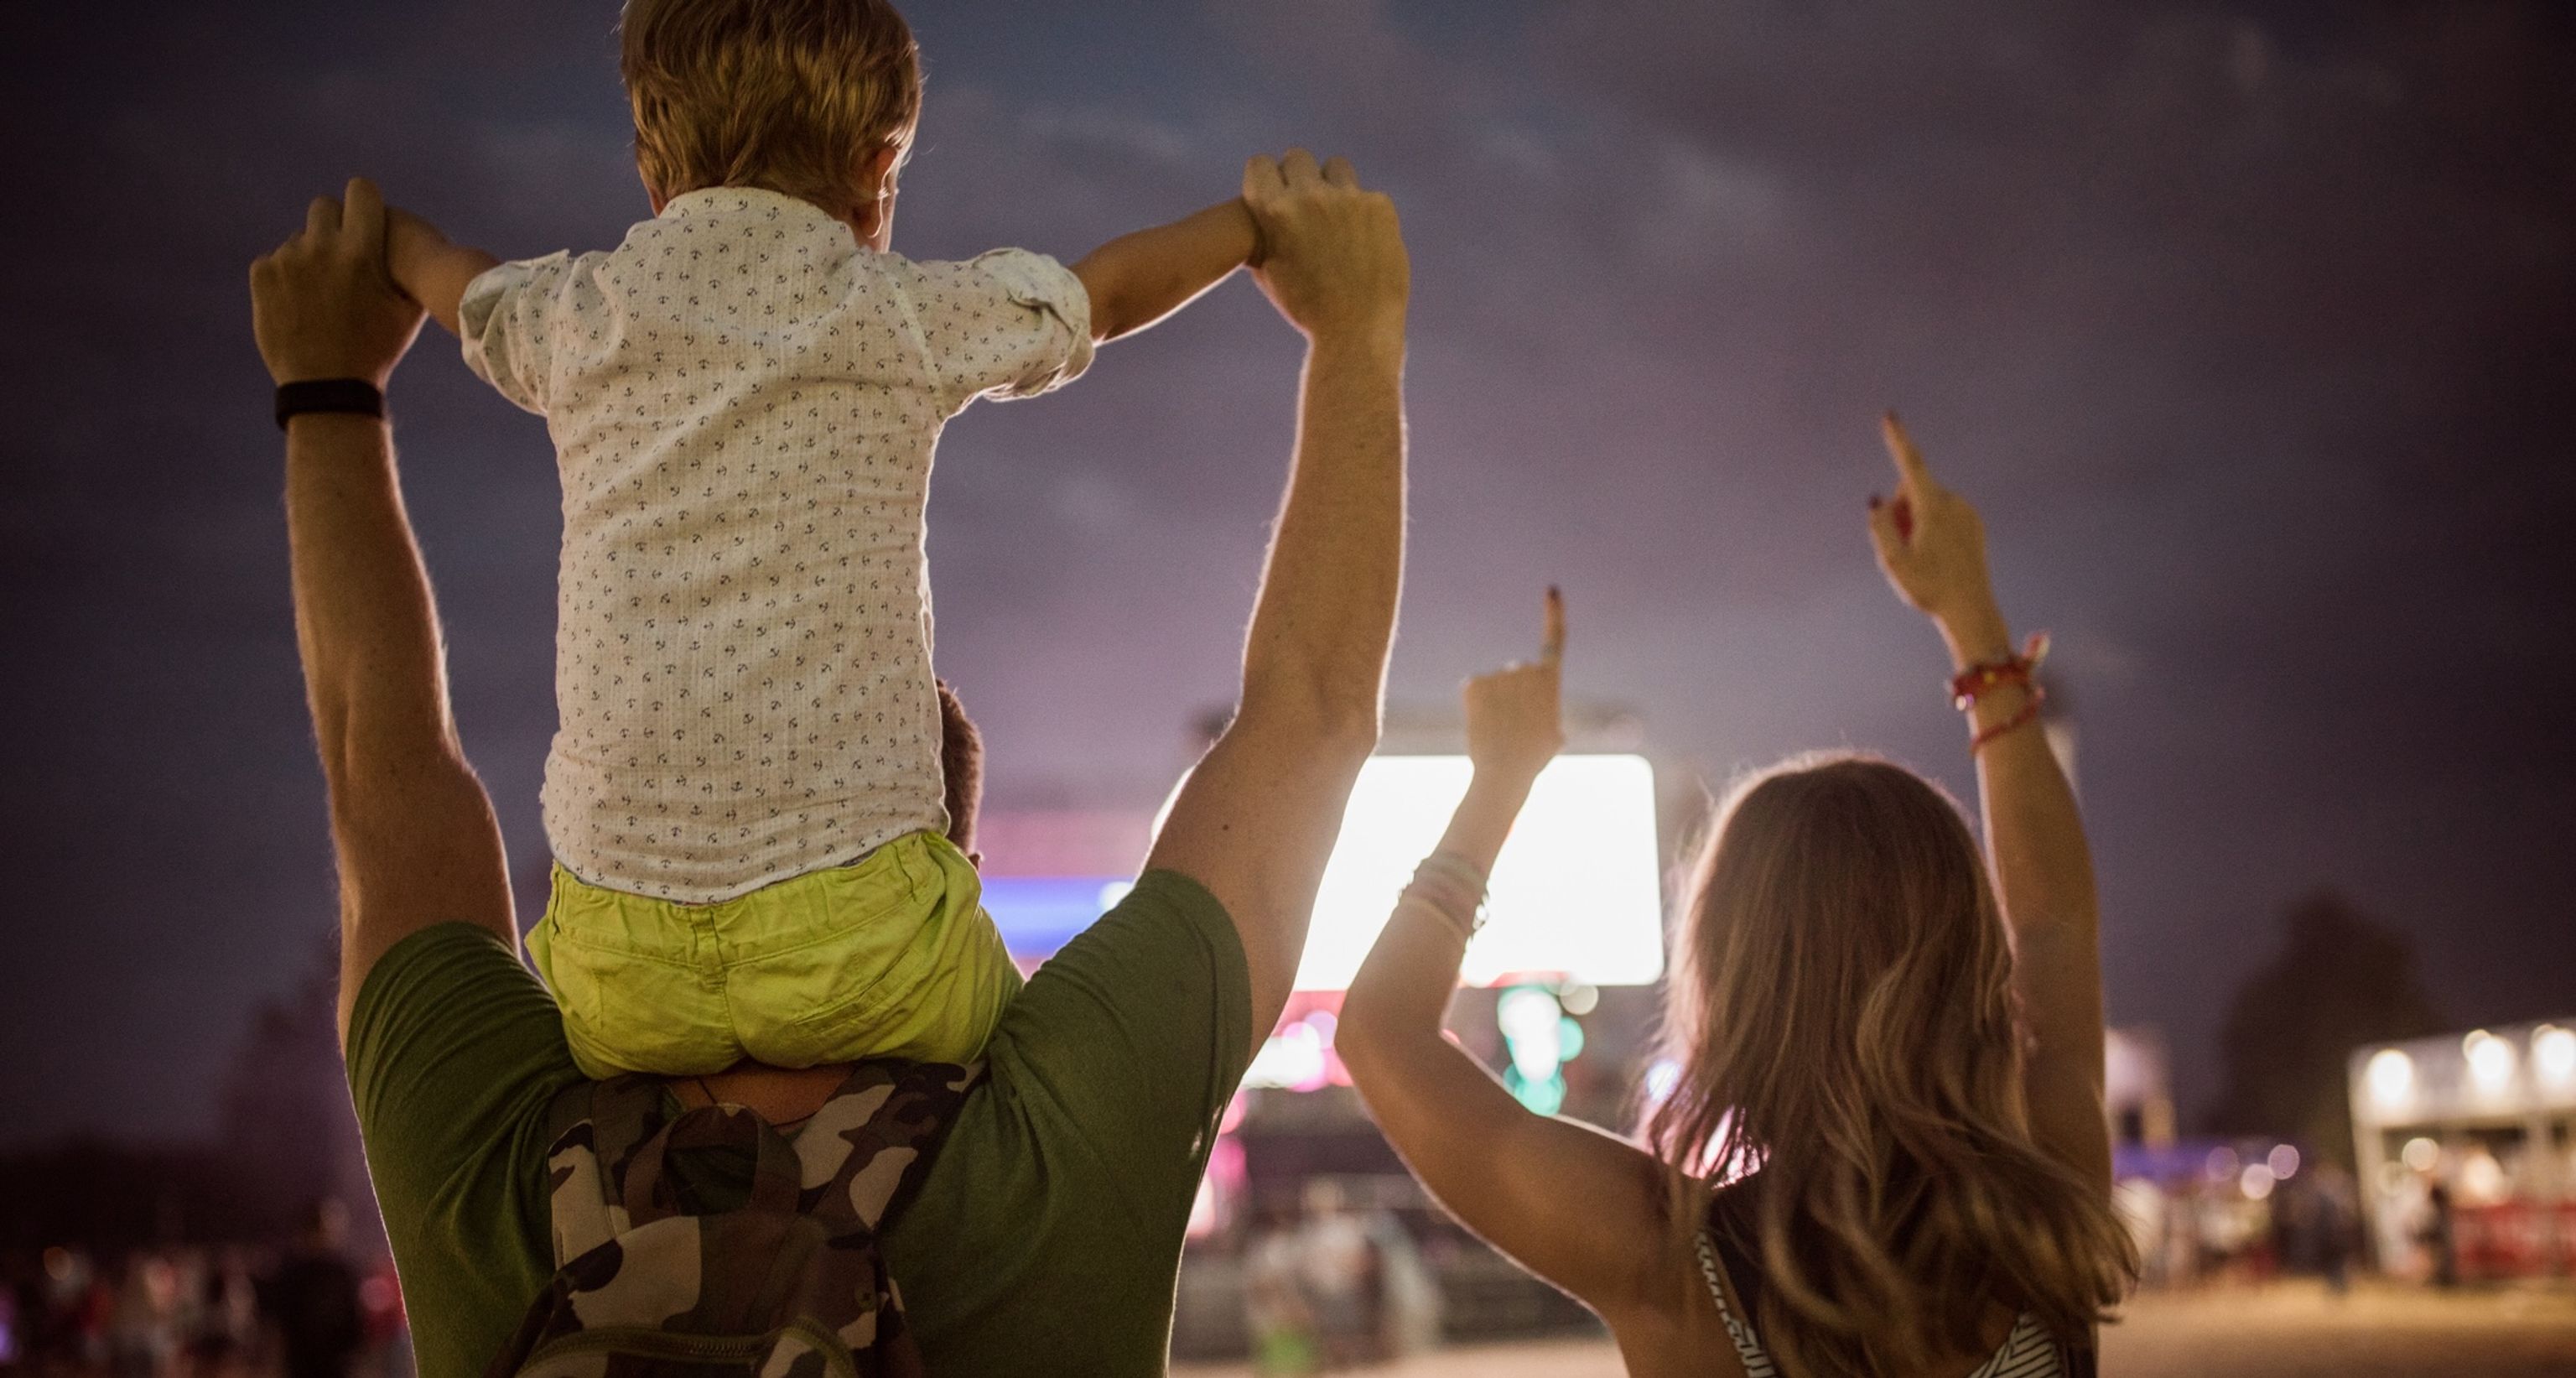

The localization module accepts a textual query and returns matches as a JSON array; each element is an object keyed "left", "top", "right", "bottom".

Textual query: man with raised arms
[{"left": 247, "top": 149, "right": 1407, "bottom": 1376}]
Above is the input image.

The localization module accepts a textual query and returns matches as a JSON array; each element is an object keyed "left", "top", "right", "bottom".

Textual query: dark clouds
[{"left": 3, "top": 2, "right": 2568, "bottom": 1142}]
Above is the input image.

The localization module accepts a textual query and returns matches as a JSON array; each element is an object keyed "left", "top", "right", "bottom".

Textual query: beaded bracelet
[
  {"left": 1404, "top": 850, "right": 1490, "bottom": 940},
  {"left": 1404, "top": 876, "right": 1483, "bottom": 936},
  {"left": 1396, "top": 892, "right": 1476, "bottom": 945},
  {"left": 1949, "top": 631, "right": 2051, "bottom": 710},
  {"left": 1970, "top": 688, "right": 2048, "bottom": 751}
]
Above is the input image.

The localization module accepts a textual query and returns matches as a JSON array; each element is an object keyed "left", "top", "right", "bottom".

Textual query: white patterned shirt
[{"left": 460, "top": 187, "right": 1093, "bottom": 902}]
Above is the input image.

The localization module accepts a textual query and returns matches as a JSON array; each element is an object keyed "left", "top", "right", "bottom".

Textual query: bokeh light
[
  {"left": 2464, "top": 1030, "right": 2517, "bottom": 1092},
  {"left": 2531, "top": 1024, "right": 2575, "bottom": 1088},
  {"left": 2366, "top": 1048, "right": 2415, "bottom": 1109}
]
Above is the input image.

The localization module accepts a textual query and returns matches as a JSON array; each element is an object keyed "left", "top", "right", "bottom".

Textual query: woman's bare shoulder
[{"left": 1606, "top": 1257, "right": 1754, "bottom": 1378}]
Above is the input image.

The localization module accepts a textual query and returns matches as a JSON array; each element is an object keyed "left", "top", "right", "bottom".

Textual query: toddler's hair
[{"left": 621, "top": 0, "right": 921, "bottom": 220}]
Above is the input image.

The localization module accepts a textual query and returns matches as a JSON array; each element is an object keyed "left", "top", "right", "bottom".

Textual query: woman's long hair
[{"left": 1642, "top": 754, "right": 2135, "bottom": 1376}]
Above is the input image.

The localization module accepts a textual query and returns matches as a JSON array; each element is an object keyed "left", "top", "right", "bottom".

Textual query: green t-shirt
[{"left": 345, "top": 870, "right": 1251, "bottom": 1378}]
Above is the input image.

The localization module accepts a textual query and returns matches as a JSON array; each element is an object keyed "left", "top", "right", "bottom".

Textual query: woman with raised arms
[{"left": 1337, "top": 417, "right": 2135, "bottom": 1377}]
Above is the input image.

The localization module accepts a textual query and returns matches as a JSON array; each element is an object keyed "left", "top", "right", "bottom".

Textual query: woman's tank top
[{"left": 1694, "top": 1189, "right": 2090, "bottom": 1378}]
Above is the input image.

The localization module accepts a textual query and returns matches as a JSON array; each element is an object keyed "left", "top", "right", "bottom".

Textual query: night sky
[{"left": 4, "top": 2, "right": 2569, "bottom": 1146}]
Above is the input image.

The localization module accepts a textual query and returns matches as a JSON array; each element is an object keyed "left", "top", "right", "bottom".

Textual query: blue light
[
  {"left": 979, "top": 876, "right": 1127, "bottom": 961},
  {"left": 1505, "top": 1066, "right": 1567, "bottom": 1115}
]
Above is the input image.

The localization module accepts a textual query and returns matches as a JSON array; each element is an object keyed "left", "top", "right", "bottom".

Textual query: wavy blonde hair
[
  {"left": 621, "top": 0, "right": 921, "bottom": 220},
  {"left": 1644, "top": 754, "right": 2135, "bottom": 1376}
]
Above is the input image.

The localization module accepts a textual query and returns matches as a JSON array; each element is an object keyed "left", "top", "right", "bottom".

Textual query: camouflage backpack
[{"left": 486, "top": 1060, "right": 977, "bottom": 1378}]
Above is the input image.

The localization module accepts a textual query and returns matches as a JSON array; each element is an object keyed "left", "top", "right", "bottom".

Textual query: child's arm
[
  {"left": 1069, "top": 199, "right": 1260, "bottom": 343},
  {"left": 384, "top": 206, "right": 501, "bottom": 339}
]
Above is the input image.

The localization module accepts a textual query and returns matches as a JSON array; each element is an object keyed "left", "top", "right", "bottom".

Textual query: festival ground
[{"left": 1172, "top": 1280, "right": 2576, "bottom": 1377}]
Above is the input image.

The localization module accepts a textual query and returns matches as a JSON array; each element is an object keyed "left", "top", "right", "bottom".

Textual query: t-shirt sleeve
[
  {"left": 875, "top": 869, "right": 1252, "bottom": 1375},
  {"left": 977, "top": 868, "right": 1250, "bottom": 1196},
  {"left": 457, "top": 253, "right": 573, "bottom": 415},
  {"left": 345, "top": 923, "right": 580, "bottom": 1378},
  {"left": 906, "top": 248, "right": 1096, "bottom": 412}
]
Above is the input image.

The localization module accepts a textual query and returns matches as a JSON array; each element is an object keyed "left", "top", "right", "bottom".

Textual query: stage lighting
[
  {"left": 1281, "top": 754, "right": 1665, "bottom": 992},
  {"left": 2464, "top": 1029, "right": 2516, "bottom": 1092},
  {"left": 2533, "top": 1024, "right": 2576, "bottom": 1088},
  {"left": 2365, "top": 1048, "right": 2414, "bottom": 1110}
]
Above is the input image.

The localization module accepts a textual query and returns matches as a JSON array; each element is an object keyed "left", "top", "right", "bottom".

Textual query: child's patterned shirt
[{"left": 461, "top": 186, "right": 1092, "bottom": 902}]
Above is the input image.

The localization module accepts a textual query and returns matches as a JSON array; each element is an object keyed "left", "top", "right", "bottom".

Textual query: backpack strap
[
  {"left": 623, "top": 1105, "right": 803, "bottom": 1226},
  {"left": 532, "top": 1075, "right": 668, "bottom": 1267},
  {"left": 794, "top": 1060, "right": 980, "bottom": 1242},
  {"left": 547, "top": 1075, "right": 673, "bottom": 1210}
]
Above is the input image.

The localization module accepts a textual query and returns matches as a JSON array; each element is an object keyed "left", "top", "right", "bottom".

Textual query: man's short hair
[
  {"left": 621, "top": 0, "right": 922, "bottom": 220},
  {"left": 935, "top": 679, "right": 983, "bottom": 856}
]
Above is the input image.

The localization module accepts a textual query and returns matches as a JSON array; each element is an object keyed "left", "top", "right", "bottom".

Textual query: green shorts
[
  {"left": 346, "top": 869, "right": 1251, "bottom": 1378},
  {"left": 531, "top": 831, "right": 1021, "bottom": 1078}
]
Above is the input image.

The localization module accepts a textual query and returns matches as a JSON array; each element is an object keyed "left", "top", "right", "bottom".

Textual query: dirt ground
[{"left": 1171, "top": 1279, "right": 2576, "bottom": 1377}]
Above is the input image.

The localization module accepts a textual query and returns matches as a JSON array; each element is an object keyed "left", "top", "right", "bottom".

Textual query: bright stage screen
[{"left": 1290, "top": 754, "right": 1665, "bottom": 991}]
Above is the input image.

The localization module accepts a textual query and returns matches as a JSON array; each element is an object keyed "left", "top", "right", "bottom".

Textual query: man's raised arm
[
  {"left": 251, "top": 179, "right": 516, "bottom": 1038},
  {"left": 1145, "top": 151, "right": 1410, "bottom": 1044}
]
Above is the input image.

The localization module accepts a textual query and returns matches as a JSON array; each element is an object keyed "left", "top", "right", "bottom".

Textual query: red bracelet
[
  {"left": 1949, "top": 631, "right": 2051, "bottom": 710},
  {"left": 1971, "top": 688, "right": 2048, "bottom": 751}
]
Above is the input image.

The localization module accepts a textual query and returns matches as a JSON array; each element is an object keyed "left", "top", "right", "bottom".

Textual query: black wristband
[{"left": 274, "top": 378, "right": 385, "bottom": 429}]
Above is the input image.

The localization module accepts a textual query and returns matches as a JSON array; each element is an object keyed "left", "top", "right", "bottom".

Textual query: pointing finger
[
  {"left": 306, "top": 195, "right": 341, "bottom": 239},
  {"left": 1880, "top": 409, "right": 1931, "bottom": 494},
  {"left": 1540, "top": 585, "right": 1566, "bottom": 666}
]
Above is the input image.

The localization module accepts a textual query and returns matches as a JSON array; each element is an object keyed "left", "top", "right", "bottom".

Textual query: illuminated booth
[
  {"left": 977, "top": 749, "right": 1670, "bottom": 1195},
  {"left": 2347, "top": 1019, "right": 2576, "bottom": 1279},
  {"left": 975, "top": 747, "right": 1670, "bottom": 1354}
]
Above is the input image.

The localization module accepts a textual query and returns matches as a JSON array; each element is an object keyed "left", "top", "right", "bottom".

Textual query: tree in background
[
  {"left": 216, "top": 938, "right": 382, "bottom": 1251},
  {"left": 2207, "top": 889, "right": 2448, "bottom": 1167},
  {"left": 0, "top": 937, "right": 377, "bottom": 1253}
]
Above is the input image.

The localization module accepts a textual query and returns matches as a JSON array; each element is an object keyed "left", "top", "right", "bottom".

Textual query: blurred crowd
[
  {"left": 2115, "top": 1147, "right": 2366, "bottom": 1292},
  {"left": 2371, "top": 1132, "right": 2576, "bottom": 1285},
  {"left": 1238, "top": 1183, "right": 1444, "bottom": 1375},
  {"left": 0, "top": 1204, "right": 407, "bottom": 1378}
]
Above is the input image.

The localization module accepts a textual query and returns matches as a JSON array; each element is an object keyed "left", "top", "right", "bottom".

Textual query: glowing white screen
[{"left": 1285, "top": 754, "right": 1665, "bottom": 991}]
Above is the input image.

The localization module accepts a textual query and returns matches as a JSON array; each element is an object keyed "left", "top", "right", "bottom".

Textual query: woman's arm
[
  {"left": 1338, "top": 592, "right": 1680, "bottom": 1320},
  {"left": 1867, "top": 414, "right": 2112, "bottom": 1191}
]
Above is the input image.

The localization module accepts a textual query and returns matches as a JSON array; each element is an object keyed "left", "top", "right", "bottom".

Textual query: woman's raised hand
[
  {"left": 1866, "top": 413, "right": 1997, "bottom": 628},
  {"left": 1462, "top": 587, "right": 1567, "bottom": 788}
]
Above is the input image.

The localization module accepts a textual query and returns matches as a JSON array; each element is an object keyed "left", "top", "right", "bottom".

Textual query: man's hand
[
  {"left": 1241, "top": 150, "right": 1407, "bottom": 346},
  {"left": 250, "top": 178, "right": 425, "bottom": 388}
]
